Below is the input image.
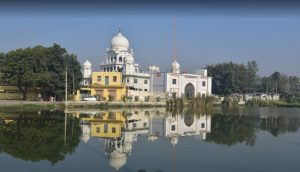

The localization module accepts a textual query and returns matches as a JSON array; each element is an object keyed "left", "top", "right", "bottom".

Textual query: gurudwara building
[{"left": 80, "top": 29, "right": 160, "bottom": 101}]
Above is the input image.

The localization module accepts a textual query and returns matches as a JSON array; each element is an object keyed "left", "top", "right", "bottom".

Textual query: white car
[{"left": 83, "top": 96, "right": 97, "bottom": 101}]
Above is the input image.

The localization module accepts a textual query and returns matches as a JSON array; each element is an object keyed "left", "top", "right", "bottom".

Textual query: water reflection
[
  {"left": 1, "top": 107, "right": 300, "bottom": 171},
  {"left": 73, "top": 109, "right": 211, "bottom": 170},
  {"left": 0, "top": 110, "right": 81, "bottom": 164}
]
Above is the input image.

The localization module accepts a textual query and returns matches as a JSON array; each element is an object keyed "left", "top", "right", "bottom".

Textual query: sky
[{"left": 0, "top": 1, "right": 300, "bottom": 77}]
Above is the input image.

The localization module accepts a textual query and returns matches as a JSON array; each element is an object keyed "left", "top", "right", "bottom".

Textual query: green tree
[
  {"left": 207, "top": 61, "right": 258, "bottom": 95},
  {"left": 0, "top": 44, "right": 82, "bottom": 100}
]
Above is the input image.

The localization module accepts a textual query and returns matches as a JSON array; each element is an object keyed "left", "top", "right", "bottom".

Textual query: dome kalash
[{"left": 110, "top": 32, "right": 129, "bottom": 51}]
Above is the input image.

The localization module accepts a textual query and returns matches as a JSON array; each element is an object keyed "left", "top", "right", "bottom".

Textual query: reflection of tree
[
  {"left": 206, "top": 114, "right": 258, "bottom": 146},
  {"left": 260, "top": 116, "right": 300, "bottom": 137},
  {"left": 0, "top": 111, "right": 81, "bottom": 164}
]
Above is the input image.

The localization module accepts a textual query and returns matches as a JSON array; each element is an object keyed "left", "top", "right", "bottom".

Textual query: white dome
[
  {"left": 171, "top": 60, "right": 180, "bottom": 73},
  {"left": 83, "top": 60, "right": 92, "bottom": 67},
  {"left": 109, "top": 151, "right": 127, "bottom": 170},
  {"left": 80, "top": 134, "right": 90, "bottom": 143},
  {"left": 123, "top": 142, "right": 132, "bottom": 153},
  {"left": 172, "top": 60, "right": 180, "bottom": 68},
  {"left": 111, "top": 32, "right": 129, "bottom": 51},
  {"left": 124, "top": 54, "right": 134, "bottom": 64}
]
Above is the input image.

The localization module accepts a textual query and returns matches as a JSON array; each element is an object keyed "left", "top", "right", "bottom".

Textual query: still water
[{"left": 0, "top": 107, "right": 300, "bottom": 172}]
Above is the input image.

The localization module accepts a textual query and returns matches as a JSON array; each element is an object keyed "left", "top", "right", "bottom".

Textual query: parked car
[{"left": 83, "top": 96, "right": 97, "bottom": 101}]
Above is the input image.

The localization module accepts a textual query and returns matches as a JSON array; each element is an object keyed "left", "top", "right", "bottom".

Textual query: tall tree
[
  {"left": 0, "top": 44, "right": 82, "bottom": 100},
  {"left": 207, "top": 61, "right": 259, "bottom": 95}
]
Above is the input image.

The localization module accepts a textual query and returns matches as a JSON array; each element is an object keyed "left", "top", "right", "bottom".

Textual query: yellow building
[
  {"left": 75, "top": 72, "right": 126, "bottom": 101},
  {"left": 76, "top": 111, "right": 126, "bottom": 139}
]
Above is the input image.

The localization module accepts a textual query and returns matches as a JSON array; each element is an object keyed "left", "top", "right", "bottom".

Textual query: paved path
[{"left": 0, "top": 100, "right": 166, "bottom": 107}]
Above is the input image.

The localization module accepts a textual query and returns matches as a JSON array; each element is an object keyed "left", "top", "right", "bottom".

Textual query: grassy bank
[{"left": 246, "top": 99, "right": 300, "bottom": 108}]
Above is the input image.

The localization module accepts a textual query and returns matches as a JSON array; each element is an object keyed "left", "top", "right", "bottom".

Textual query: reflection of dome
[
  {"left": 80, "top": 134, "right": 90, "bottom": 143},
  {"left": 123, "top": 142, "right": 132, "bottom": 153},
  {"left": 83, "top": 60, "right": 91, "bottom": 67},
  {"left": 125, "top": 54, "right": 134, "bottom": 64},
  {"left": 184, "top": 114, "right": 194, "bottom": 127},
  {"left": 109, "top": 151, "right": 127, "bottom": 170},
  {"left": 111, "top": 32, "right": 129, "bottom": 50},
  {"left": 170, "top": 137, "right": 178, "bottom": 146}
]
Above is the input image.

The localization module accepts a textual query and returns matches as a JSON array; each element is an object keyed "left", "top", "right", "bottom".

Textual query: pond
[{"left": 0, "top": 106, "right": 300, "bottom": 172}]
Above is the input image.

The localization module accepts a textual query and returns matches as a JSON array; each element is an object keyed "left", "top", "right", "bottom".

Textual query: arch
[
  {"left": 184, "top": 113, "right": 194, "bottom": 127},
  {"left": 184, "top": 83, "right": 195, "bottom": 98}
]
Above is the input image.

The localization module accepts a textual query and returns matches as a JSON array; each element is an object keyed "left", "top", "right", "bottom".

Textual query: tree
[
  {"left": 206, "top": 61, "right": 259, "bottom": 95},
  {"left": 0, "top": 44, "right": 82, "bottom": 100}
]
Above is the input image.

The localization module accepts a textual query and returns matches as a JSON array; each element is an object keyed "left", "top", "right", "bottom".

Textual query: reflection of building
[
  {"left": 76, "top": 109, "right": 211, "bottom": 170},
  {"left": 79, "top": 111, "right": 126, "bottom": 143},
  {"left": 164, "top": 113, "right": 211, "bottom": 146},
  {"left": 102, "top": 112, "right": 150, "bottom": 170}
]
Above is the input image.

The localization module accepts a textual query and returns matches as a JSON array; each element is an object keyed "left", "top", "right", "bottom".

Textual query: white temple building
[
  {"left": 166, "top": 60, "right": 212, "bottom": 98},
  {"left": 98, "top": 30, "right": 160, "bottom": 101}
]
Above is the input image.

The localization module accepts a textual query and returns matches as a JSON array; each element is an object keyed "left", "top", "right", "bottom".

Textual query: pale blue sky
[{"left": 0, "top": 4, "right": 299, "bottom": 76}]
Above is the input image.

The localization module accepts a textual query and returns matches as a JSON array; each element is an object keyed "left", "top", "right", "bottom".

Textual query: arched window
[
  {"left": 110, "top": 67, "right": 113, "bottom": 72},
  {"left": 111, "top": 56, "right": 113, "bottom": 62},
  {"left": 114, "top": 56, "right": 117, "bottom": 61},
  {"left": 117, "top": 66, "right": 120, "bottom": 71},
  {"left": 119, "top": 56, "right": 122, "bottom": 62}
]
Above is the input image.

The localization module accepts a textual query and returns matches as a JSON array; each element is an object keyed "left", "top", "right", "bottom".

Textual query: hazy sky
[{"left": 0, "top": 1, "right": 299, "bottom": 77}]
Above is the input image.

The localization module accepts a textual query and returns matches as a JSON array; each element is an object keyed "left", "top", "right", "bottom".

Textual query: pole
[
  {"left": 72, "top": 71, "right": 75, "bottom": 95},
  {"left": 65, "top": 67, "right": 68, "bottom": 107}
]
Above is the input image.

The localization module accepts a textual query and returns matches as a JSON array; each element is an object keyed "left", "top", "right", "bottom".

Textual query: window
[
  {"left": 134, "top": 79, "right": 138, "bottom": 84},
  {"left": 119, "top": 56, "right": 122, "bottom": 62},
  {"left": 112, "top": 127, "right": 116, "bottom": 133},
  {"left": 133, "top": 123, "right": 137, "bottom": 128},
  {"left": 202, "top": 81, "right": 206, "bottom": 87},
  {"left": 172, "top": 79, "right": 176, "bottom": 85},
  {"left": 105, "top": 76, "right": 109, "bottom": 85},
  {"left": 97, "top": 76, "right": 101, "bottom": 82},
  {"left": 143, "top": 122, "right": 147, "bottom": 127},
  {"left": 113, "top": 76, "right": 117, "bottom": 82},
  {"left": 144, "top": 80, "right": 148, "bottom": 84},
  {"left": 171, "top": 125, "right": 176, "bottom": 131},
  {"left": 104, "top": 124, "right": 108, "bottom": 133},
  {"left": 201, "top": 123, "right": 205, "bottom": 128},
  {"left": 96, "top": 127, "right": 100, "bottom": 133},
  {"left": 127, "top": 78, "right": 130, "bottom": 83}
]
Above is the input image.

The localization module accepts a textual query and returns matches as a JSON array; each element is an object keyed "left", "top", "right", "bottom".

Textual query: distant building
[{"left": 152, "top": 60, "right": 212, "bottom": 98}]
